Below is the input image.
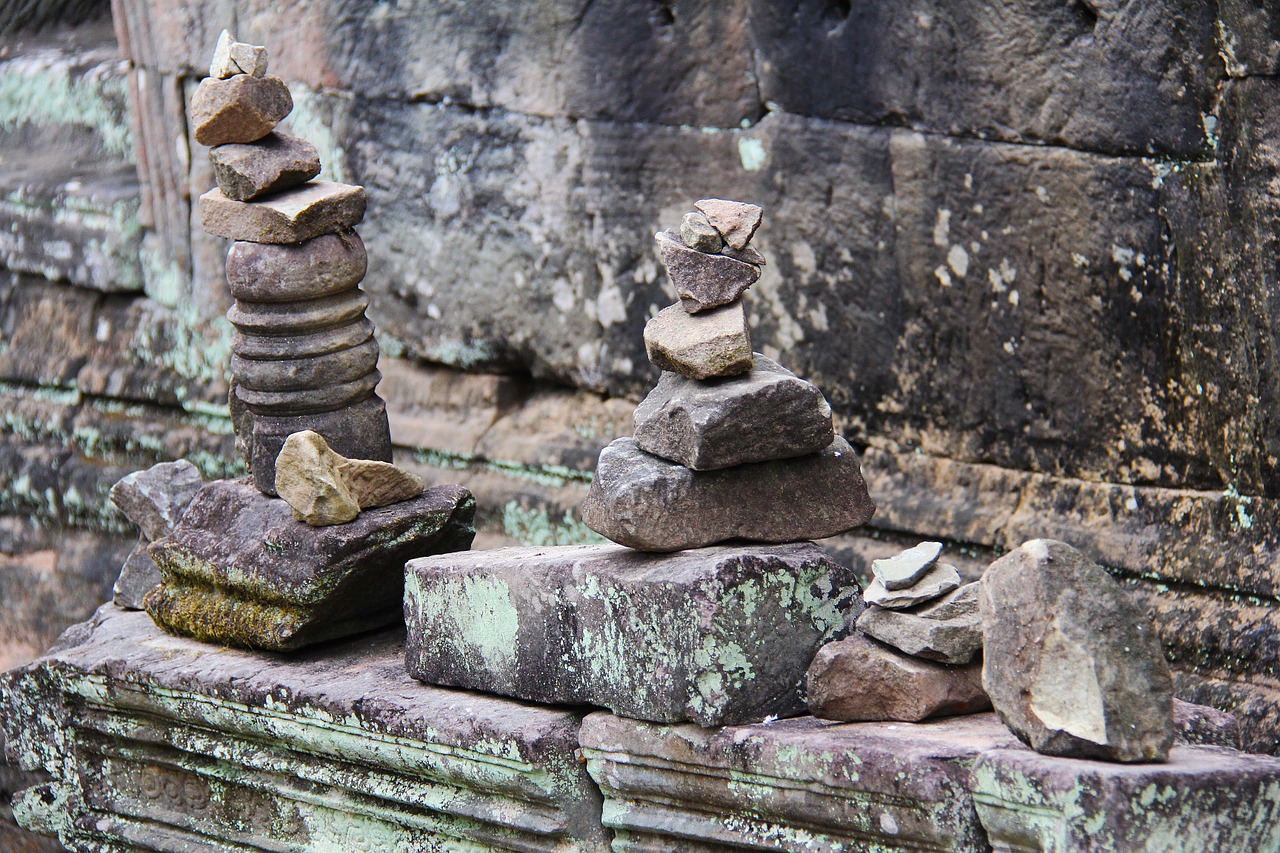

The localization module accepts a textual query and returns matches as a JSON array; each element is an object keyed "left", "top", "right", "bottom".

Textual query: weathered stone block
[
  {"left": 643, "top": 301, "right": 752, "bottom": 380},
  {"left": 199, "top": 181, "right": 366, "bottom": 244},
  {"left": 972, "top": 747, "right": 1280, "bottom": 852},
  {"left": 147, "top": 478, "right": 474, "bottom": 650},
  {"left": 190, "top": 73, "right": 292, "bottom": 146},
  {"left": 209, "top": 132, "right": 321, "bottom": 201},
  {"left": 582, "top": 436, "right": 875, "bottom": 551},
  {"left": 226, "top": 230, "right": 366, "bottom": 301},
  {"left": 632, "top": 354, "right": 834, "bottom": 470},
  {"left": 405, "top": 542, "right": 862, "bottom": 726},
  {"left": 1, "top": 607, "right": 610, "bottom": 850}
]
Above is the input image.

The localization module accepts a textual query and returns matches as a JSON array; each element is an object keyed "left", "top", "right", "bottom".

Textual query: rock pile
[
  {"left": 193, "top": 31, "right": 392, "bottom": 496},
  {"left": 807, "top": 540, "right": 989, "bottom": 722},
  {"left": 583, "top": 200, "right": 876, "bottom": 551}
]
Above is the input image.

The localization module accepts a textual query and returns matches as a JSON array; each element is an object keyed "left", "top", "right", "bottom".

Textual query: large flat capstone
[
  {"left": 0, "top": 606, "right": 610, "bottom": 851},
  {"left": 405, "top": 542, "right": 863, "bottom": 726},
  {"left": 146, "top": 478, "right": 474, "bottom": 651}
]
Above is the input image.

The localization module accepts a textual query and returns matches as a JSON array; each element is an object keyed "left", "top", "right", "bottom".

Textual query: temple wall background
[{"left": 2, "top": 4, "right": 1280, "bottom": 834}]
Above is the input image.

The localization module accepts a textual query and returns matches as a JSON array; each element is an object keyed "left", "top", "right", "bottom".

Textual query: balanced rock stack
[
  {"left": 806, "top": 541, "right": 990, "bottom": 723},
  {"left": 583, "top": 200, "right": 876, "bottom": 551},
  {"left": 193, "top": 31, "right": 392, "bottom": 496}
]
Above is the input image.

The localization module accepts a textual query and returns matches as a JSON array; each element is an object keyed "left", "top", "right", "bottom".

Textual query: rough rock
[
  {"left": 146, "top": 478, "right": 475, "bottom": 651},
  {"left": 643, "top": 301, "right": 752, "bottom": 380},
  {"left": 226, "top": 230, "right": 366, "bottom": 301},
  {"left": 108, "top": 460, "right": 204, "bottom": 542},
  {"left": 632, "top": 354, "right": 834, "bottom": 470},
  {"left": 718, "top": 243, "right": 766, "bottom": 266},
  {"left": 405, "top": 542, "right": 862, "bottom": 726},
  {"left": 857, "top": 583, "right": 982, "bottom": 664},
  {"left": 1173, "top": 698, "right": 1242, "bottom": 750},
  {"left": 864, "top": 561, "right": 961, "bottom": 609},
  {"left": 112, "top": 538, "right": 162, "bottom": 610},
  {"left": 655, "top": 230, "right": 760, "bottom": 313},
  {"left": 694, "top": 198, "right": 763, "bottom": 250},
  {"left": 209, "top": 132, "right": 321, "bottom": 201},
  {"left": 582, "top": 436, "right": 875, "bottom": 552},
  {"left": 805, "top": 634, "right": 990, "bottom": 722},
  {"left": 340, "top": 458, "right": 424, "bottom": 509},
  {"left": 980, "top": 539, "right": 1175, "bottom": 763},
  {"left": 679, "top": 211, "right": 723, "bottom": 253},
  {"left": 873, "top": 540, "right": 943, "bottom": 590},
  {"left": 199, "top": 181, "right": 367, "bottom": 244},
  {"left": 273, "top": 430, "right": 360, "bottom": 526},
  {"left": 190, "top": 74, "right": 292, "bottom": 146},
  {"left": 208, "top": 30, "right": 268, "bottom": 79}
]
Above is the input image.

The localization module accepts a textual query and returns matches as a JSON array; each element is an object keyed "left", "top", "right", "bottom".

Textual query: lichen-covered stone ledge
[{"left": 0, "top": 606, "right": 610, "bottom": 851}]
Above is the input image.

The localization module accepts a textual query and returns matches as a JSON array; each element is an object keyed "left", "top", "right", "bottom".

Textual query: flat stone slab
[
  {"left": 873, "top": 540, "right": 944, "bottom": 590},
  {"left": 210, "top": 131, "right": 321, "bottom": 201},
  {"left": 632, "top": 353, "right": 834, "bottom": 470},
  {"left": 146, "top": 478, "right": 474, "bottom": 651},
  {"left": 582, "top": 436, "right": 875, "bottom": 552},
  {"left": 112, "top": 538, "right": 161, "bottom": 610},
  {"left": 1, "top": 606, "right": 609, "bottom": 851},
  {"left": 199, "top": 181, "right": 366, "bottom": 244},
  {"left": 643, "top": 300, "right": 752, "bottom": 380},
  {"left": 108, "top": 459, "right": 203, "bottom": 542},
  {"left": 405, "top": 542, "right": 863, "bottom": 726},
  {"left": 864, "top": 560, "right": 962, "bottom": 608}
]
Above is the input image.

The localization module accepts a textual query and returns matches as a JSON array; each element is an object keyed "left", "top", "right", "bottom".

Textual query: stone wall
[{"left": 3, "top": 0, "right": 1280, "bottom": 756}]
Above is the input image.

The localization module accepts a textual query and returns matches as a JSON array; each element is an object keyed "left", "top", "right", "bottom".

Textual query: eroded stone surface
[
  {"left": 632, "top": 354, "right": 834, "bottom": 470},
  {"left": 694, "top": 198, "right": 763, "bottom": 250},
  {"left": 108, "top": 460, "right": 204, "bottom": 542},
  {"left": 274, "top": 430, "right": 359, "bottom": 525},
  {"left": 873, "top": 540, "right": 943, "bottom": 590},
  {"left": 146, "top": 478, "right": 474, "bottom": 650},
  {"left": 405, "top": 542, "right": 861, "bottom": 726},
  {"left": 190, "top": 74, "right": 292, "bottom": 146},
  {"left": 226, "top": 230, "right": 366, "bottom": 301},
  {"left": 209, "top": 132, "right": 321, "bottom": 201},
  {"left": 980, "top": 539, "right": 1175, "bottom": 763},
  {"left": 643, "top": 301, "right": 752, "bottom": 380},
  {"left": 864, "top": 561, "right": 961, "bottom": 609},
  {"left": 582, "top": 436, "right": 875, "bottom": 551},
  {"left": 857, "top": 583, "right": 982, "bottom": 665},
  {"left": 655, "top": 230, "right": 760, "bottom": 313},
  {"left": 199, "top": 181, "right": 366, "bottom": 243},
  {"left": 806, "top": 634, "right": 990, "bottom": 722}
]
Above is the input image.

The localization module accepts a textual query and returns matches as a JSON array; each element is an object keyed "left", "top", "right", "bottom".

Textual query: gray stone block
[
  {"left": 112, "top": 537, "right": 162, "bottom": 610},
  {"left": 643, "top": 301, "right": 753, "bottom": 380},
  {"left": 582, "top": 436, "right": 875, "bottom": 552},
  {"left": 108, "top": 459, "right": 204, "bottom": 541},
  {"left": 1, "top": 606, "right": 609, "bottom": 850},
  {"left": 405, "top": 542, "right": 863, "bottom": 726},
  {"left": 147, "top": 478, "right": 474, "bottom": 650},
  {"left": 632, "top": 354, "right": 834, "bottom": 470}
]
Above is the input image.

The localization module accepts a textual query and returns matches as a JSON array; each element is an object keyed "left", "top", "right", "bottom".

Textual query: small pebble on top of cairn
[
  {"left": 192, "top": 31, "right": 393, "bottom": 496},
  {"left": 582, "top": 199, "right": 876, "bottom": 551}
]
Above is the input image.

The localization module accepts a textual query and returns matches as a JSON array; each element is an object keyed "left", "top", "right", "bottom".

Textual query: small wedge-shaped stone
[
  {"left": 806, "top": 634, "right": 990, "bottom": 722},
  {"left": 191, "top": 74, "right": 292, "bottom": 146},
  {"left": 719, "top": 243, "right": 766, "bottom": 266},
  {"left": 695, "top": 198, "right": 763, "bottom": 250},
  {"left": 980, "top": 539, "right": 1175, "bottom": 763},
  {"left": 274, "top": 430, "right": 359, "bottom": 526},
  {"left": 656, "top": 230, "right": 760, "bottom": 313},
  {"left": 113, "top": 537, "right": 162, "bottom": 610},
  {"left": 209, "top": 30, "right": 268, "bottom": 78},
  {"left": 864, "top": 562, "right": 961, "bottom": 609},
  {"left": 857, "top": 583, "right": 982, "bottom": 665},
  {"left": 680, "top": 211, "right": 724, "bottom": 252},
  {"left": 644, "top": 301, "right": 752, "bottom": 380},
  {"left": 582, "top": 436, "right": 875, "bottom": 552},
  {"left": 873, "top": 541, "right": 944, "bottom": 591},
  {"left": 340, "top": 458, "right": 424, "bottom": 509},
  {"left": 210, "top": 132, "right": 321, "bottom": 201},
  {"left": 109, "top": 460, "right": 204, "bottom": 541},
  {"left": 227, "top": 230, "right": 366, "bottom": 301},
  {"left": 200, "top": 181, "right": 366, "bottom": 243},
  {"left": 633, "top": 354, "right": 833, "bottom": 470}
]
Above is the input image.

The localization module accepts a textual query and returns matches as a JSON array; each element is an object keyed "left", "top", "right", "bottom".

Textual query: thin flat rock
[
  {"left": 857, "top": 583, "right": 982, "bottom": 665},
  {"left": 112, "top": 537, "right": 162, "bottom": 610},
  {"left": 340, "top": 458, "right": 424, "bottom": 509},
  {"left": 864, "top": 562, "right": 961, "bottom": 609},
  {"left": 694, "top": 198, "right": 764, "bottom": 250},
  {"left": 190, "top": 74, "right": 292, "bottom": 147},
  {"left": 210, "top": 132, "right": 321, "bottom": 201},
  {"left": 582, "top": 436, "right": 875, "bottom": 552},
  {"left": 632, "top": 354, "right": 834, "bottom": 470},
  {"left": 199, "top": 181, "right": 366, "bottom": 244},
  {"left": 655, "top": 230, "right": 760, "bottom": 313},
  {"left": 643, "top": 301, "right": 752, "bottom": 380},
  {"left": 873, "top": 541, "right": 944, "bottom": 591}
]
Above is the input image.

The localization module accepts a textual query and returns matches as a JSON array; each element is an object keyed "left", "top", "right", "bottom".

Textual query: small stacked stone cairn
[
  {"left": 193, "top": 30, "right": 391, "bottom": 496},
  {"left": 119, "top": 34, "right": 476, "bottom": 652},
  {"left": 806, "top": 541, "right": 990, "bottom": 723},
  {"left": 582, "top": 199, "right": 876, "bottom": 551}
]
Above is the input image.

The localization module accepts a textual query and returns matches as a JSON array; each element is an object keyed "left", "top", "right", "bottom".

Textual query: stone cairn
[
  {"left": 192, "top": 30, "right": 392, "bottom": 496},
  {"left": 582, "top": 199, "right": 876, "bottom": 551}
]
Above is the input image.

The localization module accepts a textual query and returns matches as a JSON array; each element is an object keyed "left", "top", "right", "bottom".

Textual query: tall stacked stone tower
[{"left": 192, "top": 31, "right": 392, "bottom": 494}]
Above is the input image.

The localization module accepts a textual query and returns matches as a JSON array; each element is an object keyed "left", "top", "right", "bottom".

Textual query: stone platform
[{"left": 5, "top": 606, "right": 1280, "bottom": 852}]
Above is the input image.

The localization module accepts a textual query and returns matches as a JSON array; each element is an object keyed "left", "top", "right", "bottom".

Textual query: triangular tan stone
[{"left": 694, "top": 198, "right": 763, "bottom": 250}]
